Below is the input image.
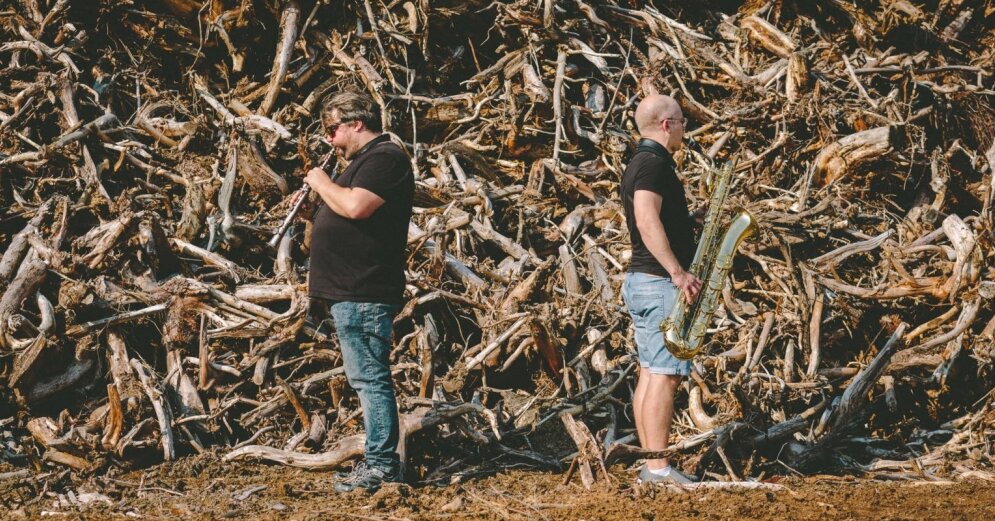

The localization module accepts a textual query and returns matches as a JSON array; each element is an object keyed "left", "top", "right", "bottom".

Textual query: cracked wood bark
[{"left": 258, "top": 1, "right": 300, "bottom": 117}]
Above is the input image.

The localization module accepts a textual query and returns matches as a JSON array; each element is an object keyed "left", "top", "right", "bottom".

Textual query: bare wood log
[
  {"left": 829, "top": 323, "right": 906, "bottom": 434},
  {"left": 499, "top": 266, "right": 545, "bottom": 315},
  {"left": 940, "top": 8, "right": 973, "bottom": 42},
  {"left": 806, "top": 293, "right": 825, "bottom": 378},
  {"left": 558, "top": 244, "right": 583, "bottom": 295},
  {"left": 688, "top": 386, "right": 717, "bottom": 431},
  {"left": 82, "top": 213, "right": 134, "bottom": 269},
  {"left": 522, "top": 62, "right": 551, "bottom": 103},
  {"left": 102, "top": 384, "right": 124, "bottom": 450},
  {"left": 813, "top": 126, "right": 898, "bottom": 187},
  {"left": 810, "top": 229, "right": 894, "bottom": 268},
  {"left": 19, "top": 354, "right": 95, "bottom": 403},
  {"left": 0, "top": 199, "right": 51, "bottom": 284},
  {"left": 197, "top": 314, "right": 210, "bottom": 390},
  {"left": 277, "top": 376, "right": 311, "bottom": 432},
  {"left": 176, "top": 173, "right": 207, "bottom": 241},
  {"left": 131, "top": 359, "right": 176, "bottom": 461},
  {"left": 409, "top": 223, "right": 487, "bottom": 290},
  {"left": 165, "top": 349, "right": 207, "bottom": 421},
  {"left": 258, "top": 1, "right": 300, "bottom": 116},
  {"left": 940, "top": 214, "right": 981, "bottom": 300},
  {"left": 466, "top": 315, "right": 529, "bottom": 370},
  {"left": 194, "top": 76, "right": 292, "bottom": 140},
  {"left": 105, "top": 331, "right": 142, "bottom": 408},
  {"left": 240, "top": 138, "right": 289, "bottom": 194},
  {"left": 234, "top": 284, "right": 296, "bottom": 303},
  {"left": 8, "top": 335, "right": 49, "bottom": 388},
  {"left": 66, "top": 303, "right": 169, "bottom": 337},
  {"left": 745, "top": 398, "right": 828, "bottom": 449},
  {"left": 58, "top": 78, "right": 110, "bottom": 203},
  {"left": 0, "top": 257, "right": 48, "bottom": 350},
  {"left": 740, "top": 15, "right": 795, "bottom": 58},
  {"left": 890, "top": 300, "right": 981, "bottom": 371},
  {"left": 586, "top": 248, "right": 614, "bottom": 304},
  {"left": 469, "top": 219, "right": 530, "bottom": 261},
  {"left": 274, "top": 230, "right": 295, "bottom": 282},
  {"left": 27, "top": 417, "right": 90, "bottom": 471},
  {"left": 786, "top": 52, "right": 809, "bottom": 102},
  {"left": 418, "top": 315, "right": 438, "bottom": 398},
  {"left": 559, "top": 412, "right": 606, "bottom": 489},
  {"left": 169, "top": 238, "right": 241, "bottom": 282},
  {"left": 225, "top": 404, "right": 478, "bottom": 468},
  {"left": 551, "top": 47, "right": 567, "bottom": 166}
]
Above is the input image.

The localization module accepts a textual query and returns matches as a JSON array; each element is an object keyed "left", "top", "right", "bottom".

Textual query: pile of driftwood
[{"left": 2, "top": 0, "right": 994, "bottom": 489}]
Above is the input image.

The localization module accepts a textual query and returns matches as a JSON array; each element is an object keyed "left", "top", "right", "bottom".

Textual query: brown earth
[{"left": 3, "top": 453, "right": 994, "bottom": 520}]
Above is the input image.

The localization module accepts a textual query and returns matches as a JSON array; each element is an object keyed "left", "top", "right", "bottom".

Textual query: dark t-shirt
[
  {"left": 309, "top": 135, "right": 414, "bottom": 304},
  {"left": 621, "top": 139, "right": 695, "bottom": 277}
]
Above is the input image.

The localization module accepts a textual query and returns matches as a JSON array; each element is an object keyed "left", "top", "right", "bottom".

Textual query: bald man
[{"left": 621, "top": 94, "right": 702, "bottom": 484}]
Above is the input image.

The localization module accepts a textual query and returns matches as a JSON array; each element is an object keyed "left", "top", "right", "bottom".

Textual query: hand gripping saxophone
[{"left": 660, "top": 161, "right": 758, "bottom": 360}]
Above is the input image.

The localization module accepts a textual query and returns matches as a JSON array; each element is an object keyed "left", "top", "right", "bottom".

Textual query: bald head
[
  {"left": 635, "top": 95, "right": 682, "bottom": 135},
  {"left": 634, "top": 94, "right": 686, "bottom": 153}
]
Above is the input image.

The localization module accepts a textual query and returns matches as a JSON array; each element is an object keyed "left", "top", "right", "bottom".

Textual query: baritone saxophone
[{"left": 660, "top": 161, "right": 757, "bottom": 360}]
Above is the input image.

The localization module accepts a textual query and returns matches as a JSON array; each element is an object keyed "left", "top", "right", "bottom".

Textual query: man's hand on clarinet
[
  {"left": 672, "top": 269, "right": 702, "bottom": 304},
  {"left": 303, "top": 167, "right": 329, "bottom": 191}
]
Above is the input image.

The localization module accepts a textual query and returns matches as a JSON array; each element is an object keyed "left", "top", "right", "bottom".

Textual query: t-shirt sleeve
[
  {"left": 631, "top": 156, "right": 667, "bottom": 195},
  {"left": 351, "top": 150, "right": 410, "bottom": 200}
]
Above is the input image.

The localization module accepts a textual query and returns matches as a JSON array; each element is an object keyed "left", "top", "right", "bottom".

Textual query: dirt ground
[{"left": 3, "top": 452, "right": 994, "bottom": 520}]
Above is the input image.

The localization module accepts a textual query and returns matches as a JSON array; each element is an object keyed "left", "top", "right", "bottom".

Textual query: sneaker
[
  {"left": 637, "top": 465, "right": 695, "bottom": 485},
  {"left": 334, "top": 460, "right": 367, "bottom": 481},
  {"left": 334, "top": 463, "right": 402, "bottom": 493}
]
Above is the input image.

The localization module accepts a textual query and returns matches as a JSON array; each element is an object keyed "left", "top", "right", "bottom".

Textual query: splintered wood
[{"left": 1, "top": 0, "right": 994, "bottom": 488}]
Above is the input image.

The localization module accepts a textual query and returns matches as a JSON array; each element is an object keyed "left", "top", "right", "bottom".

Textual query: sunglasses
[
  {"left": 664, "top": 117, "right": 687, "bottom": 127},
  {"left": 325, "top": 119, "right": 353, "bottom": 136}
]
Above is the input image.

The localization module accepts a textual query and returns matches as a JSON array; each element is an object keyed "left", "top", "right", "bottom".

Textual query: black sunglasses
[{"left": 325, "top": 119, "right": 354, "bottom": 135}]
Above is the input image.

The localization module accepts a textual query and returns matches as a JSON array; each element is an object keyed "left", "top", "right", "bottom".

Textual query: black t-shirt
[
  {"left": 309, "top": 135, "right": 414, "bottom": 304},
  {"left": 621, "top": 139, "right": 695, "bottom": 277}
]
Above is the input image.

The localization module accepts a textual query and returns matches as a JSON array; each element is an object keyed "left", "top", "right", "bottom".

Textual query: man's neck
[
  {"left": 640, "top": 133, "right": 678, "bottom": 154},
  {"left": 347, "top": 131, "right": 382, "bottom": 159}
]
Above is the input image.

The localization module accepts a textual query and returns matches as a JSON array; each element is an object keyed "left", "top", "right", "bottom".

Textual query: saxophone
[{"left": 661, "top": 162, "right": 758, "bottom": 360}]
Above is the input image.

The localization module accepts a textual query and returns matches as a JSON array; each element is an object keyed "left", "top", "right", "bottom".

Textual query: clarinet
[{"left": 267, "top": 152, "right": 337, "bottom": 248}]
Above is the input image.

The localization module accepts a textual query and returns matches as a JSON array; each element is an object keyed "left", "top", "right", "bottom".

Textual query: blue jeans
[
  {"left": 329, "top": 301, "right": 401, "bottom": 471},
  {"left": 621, "top": 272, "right": 692, "bottom": 376}
]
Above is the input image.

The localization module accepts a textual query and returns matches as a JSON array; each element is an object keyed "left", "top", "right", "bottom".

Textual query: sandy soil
[{"left": 3, "top": 452, "right": 994, "bottom": 520}]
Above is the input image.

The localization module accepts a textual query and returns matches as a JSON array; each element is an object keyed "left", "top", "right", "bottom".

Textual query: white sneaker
[{"left": 637, "top": 465, "right": 695, "bottom": 484}]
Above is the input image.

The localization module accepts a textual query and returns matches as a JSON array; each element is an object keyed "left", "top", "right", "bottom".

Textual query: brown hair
[{"left": 320, "top": 91, "right": 382, "bottom": 132}]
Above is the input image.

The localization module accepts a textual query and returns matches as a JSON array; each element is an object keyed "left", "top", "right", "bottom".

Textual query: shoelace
[{"left": 343, "top": 461, "right": 369, "bottom": 482}]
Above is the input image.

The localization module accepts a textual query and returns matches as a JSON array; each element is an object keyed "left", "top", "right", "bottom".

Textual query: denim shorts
[{"left": 621, "top": 271, "right": 692, "bottom": 376}]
